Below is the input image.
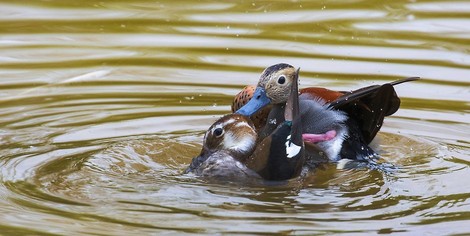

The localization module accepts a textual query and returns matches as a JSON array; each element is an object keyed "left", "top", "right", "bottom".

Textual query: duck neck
[{"left": 258, "top": 103, "right": 285, "bottom": 141}]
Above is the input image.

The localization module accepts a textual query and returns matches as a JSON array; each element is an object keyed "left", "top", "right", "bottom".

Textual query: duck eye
[
  {"left": 278, "top": 75, "right": 286, "bottom": 84},
  {"left": 213, "top": 127, "right": 224, "bottom": 137}
]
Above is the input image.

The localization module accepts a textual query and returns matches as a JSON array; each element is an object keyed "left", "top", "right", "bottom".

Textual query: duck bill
[
  {"left": 185, "top": 150, "right": 209, "bottom": 174},
  {"left": 235, "top": 87, "right": 271, "bottom": 116},
  {"left": 285, "top": 68, "right": 302, "bottom": 145}
]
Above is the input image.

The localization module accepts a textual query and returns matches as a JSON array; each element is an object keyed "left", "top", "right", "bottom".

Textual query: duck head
[
  {"left": 201, "top": 114, "right": 257, "bottom": 159},
  {"left": 236, "top": 63, "right": 297, "bottom": 116},
  {"left": 185, "top": 114, "right": 258, "bottom": 176}
]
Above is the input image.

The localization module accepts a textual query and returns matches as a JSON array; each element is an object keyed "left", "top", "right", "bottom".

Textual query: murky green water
[{"left": 0, "top": 0, "right": 469, "bottom": 235}]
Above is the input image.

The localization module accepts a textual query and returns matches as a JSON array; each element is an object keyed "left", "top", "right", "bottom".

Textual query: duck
[
  {"left": 186, "top": 69, "right": 309, "bottom": 180},
  {"left": 243, "top": 67, "right": 307, "bottom": 180},
  {"left": 234, "top": 63, "right": 419, "bottom": 162},
  {"left": 184, "top": 113, "right": 261, "bottom": 180}
]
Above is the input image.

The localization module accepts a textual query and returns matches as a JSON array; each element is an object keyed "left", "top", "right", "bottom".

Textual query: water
[{"left": 0, "top": 0, "right": 469, "bottom": 235}]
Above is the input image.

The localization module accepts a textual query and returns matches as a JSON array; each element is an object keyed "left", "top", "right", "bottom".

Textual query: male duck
[{"left": 235, "top": 63, "right": 418, "bottom": 162}]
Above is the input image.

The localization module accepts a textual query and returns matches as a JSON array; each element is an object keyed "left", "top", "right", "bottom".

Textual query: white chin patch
[{"left": 285, "top": 135, "right": 301, "bottom": 158}]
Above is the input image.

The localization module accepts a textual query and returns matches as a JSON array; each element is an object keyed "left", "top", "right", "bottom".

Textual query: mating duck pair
[{"left": 186, "top": 63, "right": 418, "bottom": 181}]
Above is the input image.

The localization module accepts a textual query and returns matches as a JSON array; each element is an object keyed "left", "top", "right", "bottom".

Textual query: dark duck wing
[{"left": 328, "top": 77, "right": 419, "bottom": 144}]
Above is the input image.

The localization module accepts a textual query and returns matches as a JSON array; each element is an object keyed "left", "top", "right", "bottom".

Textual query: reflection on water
[{"left": 0, "top": 0, "right": 469, "bottom": 234}]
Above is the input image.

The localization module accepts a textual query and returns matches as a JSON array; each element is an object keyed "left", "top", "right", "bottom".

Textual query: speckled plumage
[{"left": 231, "top": 85, "right": 271, "bottom": 130}]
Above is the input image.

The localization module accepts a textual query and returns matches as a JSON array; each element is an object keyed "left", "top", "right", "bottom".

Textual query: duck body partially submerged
[{"left": 187, "top": 63, "right": 418, "bottom": 181}]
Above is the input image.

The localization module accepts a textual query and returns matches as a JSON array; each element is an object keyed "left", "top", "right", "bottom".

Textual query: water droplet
[{"left": 226, "top": 26, "right": 230, "bottom": 30}]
